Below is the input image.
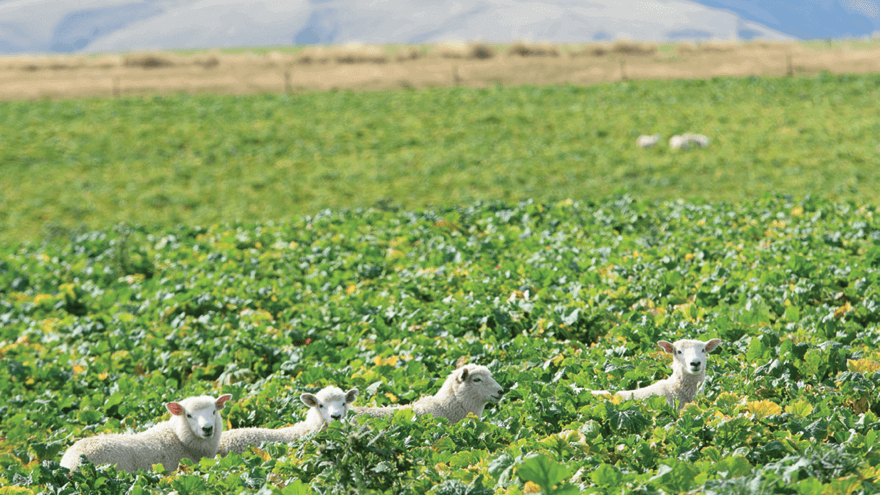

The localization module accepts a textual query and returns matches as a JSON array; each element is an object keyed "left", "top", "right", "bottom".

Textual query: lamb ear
[
  {"left": 215, "top": 394, "right": 233, "bottom": 410},
  {"left": 656, "top": 341, "right": 675, "bottom": 354},
  {"left": 345, "top": 388, "right": 359, "bottom": 404},
  {"left": 301, "top": 393, "right": 319, "bottom": 408},
  {"left": 704, "top": 339, "right": 722, "bottom": 352},
  {"left": 167, "top": 402, "right": 185, "bottom": 416},
  {"left": 458, "top": 368, "right": 469, "bottom": 382}
]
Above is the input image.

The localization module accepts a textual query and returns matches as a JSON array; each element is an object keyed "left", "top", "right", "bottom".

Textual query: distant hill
[{"left": 0, "top": 0, "right": 875, "bottom": 55}]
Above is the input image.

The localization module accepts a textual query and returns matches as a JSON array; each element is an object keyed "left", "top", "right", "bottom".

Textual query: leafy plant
[
  {"left": 2, "top": 196, "right": 880, "bottom": 492},
  {"left": 518, "top": 455, "right": 578, "bottom": 494}
]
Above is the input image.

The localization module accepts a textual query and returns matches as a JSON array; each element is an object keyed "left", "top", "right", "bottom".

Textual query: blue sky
[{"left": 694, "top": 0, "right": 880, "bottom": 39}]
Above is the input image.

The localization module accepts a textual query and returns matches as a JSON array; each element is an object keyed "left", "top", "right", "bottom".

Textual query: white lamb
[
  {"left": 636, "top": 134, "right": 661, "bottom": 148},
  {"left": 60, "top": 394, "right": 232, "bottom": 473},
  {"left": 352, "top": 364, "right": 505, "bottom": 424},
  {"left": 590, "top": 339, "right": 722, "bottom": 410},
  {"left": 217, "top": 386, "right": 358, "bottom": 457},
  {"left": 669, "top": 133, "right": 710, "bottom": 149}
]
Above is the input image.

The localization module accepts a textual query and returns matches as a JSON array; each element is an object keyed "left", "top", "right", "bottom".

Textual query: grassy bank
[{"left": 2, "top": 73, "right": 879, "bottom": 244}]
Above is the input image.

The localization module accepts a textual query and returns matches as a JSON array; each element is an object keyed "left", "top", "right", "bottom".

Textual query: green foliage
[
  {"left": 290, "top": 421, "right": 416, "bottom": 493},
  {"left": 2, "top": 196, "right": 880, "bottom": 493},
  {"left": 4, "top": 74, "right": 880, "bottom": 243},
  {"left": 518, "top": 455, "right": 578, "bottom": 494}
]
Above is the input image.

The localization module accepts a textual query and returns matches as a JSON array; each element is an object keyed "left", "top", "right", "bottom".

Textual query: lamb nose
[
  {"left": 331, "top": 414, "right": 342, "bottom": 420},
  {"left": 202, "top": 426, "right": 213, "bottom": 433},
  {"left": 690, "top": 361, "right": 701, "bottom": 367}
]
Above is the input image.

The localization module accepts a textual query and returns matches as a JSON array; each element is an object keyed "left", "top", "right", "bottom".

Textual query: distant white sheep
[
  {"left": 637, "top": 134, "right": 661, "bottom": 148},
  {"left": 60, "top": 394, "right": 232, "bottom": 473},
  {"left": 590, "top": 339, "right": 722, "bottom": 410},
  {"left": 352, "top": 364, "right": 504, "bottom": 424},
  {"left": 669, "top": 133, "right": 710, "bottom": 149},
  {"left": 218, "top": 386, "right": 358, "bottom": 457}
]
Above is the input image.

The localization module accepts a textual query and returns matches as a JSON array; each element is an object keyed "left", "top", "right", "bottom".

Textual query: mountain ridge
[{"left": 0, "top": 0, "right": 877, "bottom": 55}]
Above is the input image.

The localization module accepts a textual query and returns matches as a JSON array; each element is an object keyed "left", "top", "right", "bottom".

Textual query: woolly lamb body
[
  {"left": 636, "top": 134, "right": 661, "bottom": 148},
  {"left": 669, "top": 133, "right": 710, "bottom": 150},
  {"left": 352, "top": 364, "right": 504, "bottom": 423},
  {"left": 591, "top": 339, "right": 721, "bottom": 410},
  {"left": 218, "top": 387, "right": 358, "bottom": 457},
  {"left": 353, "top": 405, "right": 404, "bottom": 418},
  {"left": 60, "top": 394, "right": 232, "bottom": 473}
]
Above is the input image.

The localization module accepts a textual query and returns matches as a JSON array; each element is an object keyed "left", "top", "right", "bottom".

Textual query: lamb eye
[
  {"left": 676, "top": 350, "right": 682, "bottom": 354},
  {"left": 473, "top": 378, "right": 482, "bottom": 382},
  {"left": 319, "top": 404, "right": 324, "bottom": 408},
  {"left": 187, "top": 414, "right": 192, "bottom": 418}
]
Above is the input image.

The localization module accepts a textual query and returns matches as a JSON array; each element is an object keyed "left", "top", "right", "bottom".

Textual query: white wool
[
  {"left": 218, "top": 386, "right": 358, "bottom": 457},
  {"left": 669, "top": 133, "right": 710, "bottom": 149},
  {"left": 590, "top": 339, "right": 722, "bottom": 410},
  {"left": 59, "top": 394, "right": 232, "bottom": 473},
  {"left": 352, "top": 364, "right": 504, "bottom": 423},
  {"left": 637, "top": 134, "right": 661, "bottom": 148}
]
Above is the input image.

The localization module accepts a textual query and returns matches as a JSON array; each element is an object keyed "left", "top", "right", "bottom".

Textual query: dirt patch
[{"left": 1, "top": 41, "right": 879, "bottom": 100}]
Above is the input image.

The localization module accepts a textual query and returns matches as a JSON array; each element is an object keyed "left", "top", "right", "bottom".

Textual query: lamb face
[
  {"left": 301, "top": 387, "right": 359, "bottom": 424},
  {"left": 657, "top": 339, "right": 722, "bottom": 376},
  {"left": 456, "top": 365, "right": 504, "bottom": 403},
  {"left": 218, "top": 386, "right": 357, "bottom": 457},
  {"left": 168, "top": 394, "right": 231, "bottom": 440}
]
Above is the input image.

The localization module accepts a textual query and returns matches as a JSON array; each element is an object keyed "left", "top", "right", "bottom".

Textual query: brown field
[{"left": 2, "top": 40, "right": 880, "bottom": 100}]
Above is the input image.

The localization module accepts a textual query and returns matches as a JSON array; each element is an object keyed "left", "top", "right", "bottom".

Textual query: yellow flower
[
  {"left": 249, "top": 447, "right": 271, "bottom": 461},
  {"left": 373, "top": 355, "right": 399, "bottom": 367},
  {"left": 33, "top": 294, "right": 54, "bottom": 307},
  {"left": 523, "top": 481, "right": 542, "bottom": 493},
  {"left": 834, "top": 302, "right": 853, "bottom": 319}
]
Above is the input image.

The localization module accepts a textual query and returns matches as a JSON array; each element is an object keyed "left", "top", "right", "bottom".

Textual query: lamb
[
  {"left": 60, "top": 394, "right": 232, "bottom": 473},
  {"left": 352, "top": 364, "right": 505, "bottom": 424},
  {"left": 590, "top": 339, "right": 722, "bottom": 410},
  {"left": 636, "top": 134, "right": 661, "bottom": 148},
  {"left": 669, "top": 133, "right": 710, "bottom": 149},
  {"left": 218, "top": 386, "right": 358, "bottom": 457}
]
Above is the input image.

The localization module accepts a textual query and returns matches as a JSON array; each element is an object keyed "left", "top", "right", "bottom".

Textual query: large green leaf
[{"left": 518, "top": 455, "right": 572, "bottom": 493}]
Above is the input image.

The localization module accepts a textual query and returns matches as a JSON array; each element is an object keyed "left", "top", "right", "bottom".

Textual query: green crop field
[
  {"left": 2, "top": 196, "right": 880, "bottom": 493},
  {"left": 2, "top": 73, "right": 880, "bottom": 494},
  {"left": 2, "top": 73, "right": 880, "bottom": 244}
]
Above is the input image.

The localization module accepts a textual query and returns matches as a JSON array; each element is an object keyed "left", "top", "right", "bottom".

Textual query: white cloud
[{"left": 846, "top": 0, "right": 880, "bottom": 18}]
